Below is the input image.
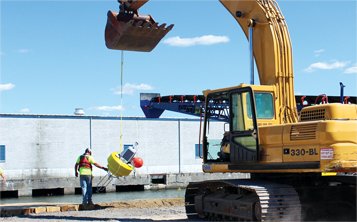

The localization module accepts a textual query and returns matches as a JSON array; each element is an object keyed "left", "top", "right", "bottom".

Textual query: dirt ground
[
  {"left": 1, "top": 198, "right": 201, "bottom": 222},
  {"left": 98, "top": 198, "right": 185, "bottom": 209}
]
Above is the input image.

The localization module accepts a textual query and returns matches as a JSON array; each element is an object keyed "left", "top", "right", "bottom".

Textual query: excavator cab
[
  {"left": 203, "top": 87, "right": 259, "bottom": 165},
  {"left": 105, "top": 1, "right": 174, "bottom": 52}
]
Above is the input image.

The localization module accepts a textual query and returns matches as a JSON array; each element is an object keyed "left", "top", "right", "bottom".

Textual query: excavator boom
[
  {"left": 105, "top": 0, "right": 297, "bottom": 123},
  {"left": 220, "top": 0, "right": 297, "bottom": 123}
]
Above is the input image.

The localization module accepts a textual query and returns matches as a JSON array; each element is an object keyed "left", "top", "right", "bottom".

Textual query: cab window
[{"left": 247, "top": 92, "right": 274, "bottom": 119}]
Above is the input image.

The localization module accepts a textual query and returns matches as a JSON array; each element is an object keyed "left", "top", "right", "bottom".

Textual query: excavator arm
[
  {"left": 117, "top": 0, "right": 149, "bottom": 13},
  {"left": 105, "top": 0, "right": 297, "bottom": 123}
]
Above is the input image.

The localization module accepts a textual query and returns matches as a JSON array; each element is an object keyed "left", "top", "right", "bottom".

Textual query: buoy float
[
  {"left": 107, "top": 152, "right": 133, "bottom": 177},
  {"left": 133, "top": 157, "right": 143, "bottom": 168}
]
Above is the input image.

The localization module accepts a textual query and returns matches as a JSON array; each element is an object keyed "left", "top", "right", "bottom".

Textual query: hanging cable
[
  {"left": 120, "top": 50, "right": 124, "bottom": 153},
  {"left": 96, "top": 52, "right": 135, "bottom": 192}
]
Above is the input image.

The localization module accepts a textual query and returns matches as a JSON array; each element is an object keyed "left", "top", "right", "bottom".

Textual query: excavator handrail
[
  {"left": 344, "top": 96, "right": 350, "bottom": 104},
  {"left": 314, "top": 94, "right": 328, "bottom": 105}
]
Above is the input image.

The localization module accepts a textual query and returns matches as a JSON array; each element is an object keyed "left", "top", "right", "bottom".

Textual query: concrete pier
[{"left": 1, "top": 172, "right": 249, "bottom": 197}]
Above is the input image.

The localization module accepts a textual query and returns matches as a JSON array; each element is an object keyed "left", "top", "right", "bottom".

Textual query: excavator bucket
[{"left": 105, "top": 10, "right": 174, "bottom": 52}]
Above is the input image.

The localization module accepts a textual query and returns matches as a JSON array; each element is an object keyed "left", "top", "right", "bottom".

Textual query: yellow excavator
[{"left": 105, "top": 0, "right": 357, "bottom": 221}]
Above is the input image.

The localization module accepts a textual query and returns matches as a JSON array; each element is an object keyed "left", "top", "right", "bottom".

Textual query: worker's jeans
[{"left": 80, "top": 175, "right": 92, "bottom": 204}]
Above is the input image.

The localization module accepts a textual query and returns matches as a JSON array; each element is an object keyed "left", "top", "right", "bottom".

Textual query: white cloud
[
  {"left": 87, "top": 105, "right": 124, "bottom": 111},
  {"left": 304, "top": 60, "right": 350, "bottom": 73},
  {"left": 163, "top": 35, "right": 230, "bottom": 47},
  {"left": 19, "top": 108, "right": 30, "bottom": 113},
  {"left": 314, "top": 49, "right": 325, "bottom": 53},
  {"left": 17, "top": 49, "right": 29, "bottom": 53},
  {"left": 344, "top": 64, "right": 357, "bottom": 74},
  {"left": 314, "top": 49, "right": 325, "bottom": 57},
  {"left": 112, "top": 83, "right": 154, "bottom": 95},
  {"left": 0, "top": 83, "right": 15, "bottom": 91}
]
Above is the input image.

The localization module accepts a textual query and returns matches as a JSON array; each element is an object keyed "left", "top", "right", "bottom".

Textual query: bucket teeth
[
  {"left": 142, "top": 22, "right": 150, "bottom": 29},
  {"left": 166, "top": 24, "right": 174, "bottom": 32},
  {"left": 105, "top": 10, "right": 174, "bottom": 52},
  {"left": 135, "top": 21, "right": 143, "bottom": 27},
  {"left": 152, "top": 22, "right": 159, "bottom": 29},
  {"left": 158, "top": 23, "right": 166, "bottom": 30},
  {"left": 126, "top": 20, "right": 135, "bottom": 26}
]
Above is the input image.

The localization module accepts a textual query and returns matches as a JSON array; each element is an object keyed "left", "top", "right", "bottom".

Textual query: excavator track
[{"left": 185, "top": 179, "right": 301, "bottom": 221}]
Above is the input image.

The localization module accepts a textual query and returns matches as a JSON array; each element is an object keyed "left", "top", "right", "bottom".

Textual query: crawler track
[{"left": 185, "top": 179, "right": 301, "bottom": 221}]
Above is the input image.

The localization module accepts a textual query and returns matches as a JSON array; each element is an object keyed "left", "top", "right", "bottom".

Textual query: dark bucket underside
[{"left": 105, "top": 10, "right": 174, "bottom": 52}]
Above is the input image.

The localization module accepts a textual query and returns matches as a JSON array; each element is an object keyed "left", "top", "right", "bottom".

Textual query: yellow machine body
[
  {"left": 105, "top": 0, "right": 356, "bottom": 220},
  {"left": 202, "top": 85, "right": 357, "bottom": 174}
]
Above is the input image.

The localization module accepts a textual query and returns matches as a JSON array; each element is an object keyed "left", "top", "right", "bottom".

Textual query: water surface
[{"left": 0, "top": 188, "right": 185, "bottom": 205}]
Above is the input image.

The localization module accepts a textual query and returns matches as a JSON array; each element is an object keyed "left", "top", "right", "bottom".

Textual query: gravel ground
[
  {"left": 1, "top": 198, "right": 201, "bottom": 222},
  {"left": 1, "top": 206, "right": 192, "bottom": 222}
]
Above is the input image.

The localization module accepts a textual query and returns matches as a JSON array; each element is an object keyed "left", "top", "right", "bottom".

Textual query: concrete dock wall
[
  {"left": 0, "top": 114, "right": 248, "bottom": 196},
  {"left": 2, "top": 172, "right": 249, "bottom": 197}
]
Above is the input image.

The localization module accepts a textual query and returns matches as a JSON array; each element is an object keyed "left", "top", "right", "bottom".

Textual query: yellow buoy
[{"left": 107, "top": 152, "right": 133, "bottom": 177}]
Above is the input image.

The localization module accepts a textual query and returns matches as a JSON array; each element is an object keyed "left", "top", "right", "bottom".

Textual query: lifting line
[
  {"left": 120, "top": 50, "right": 124, "bottom": 153},
  {"left": 97, "top": 51, "right": 125, "bottom": 193}
]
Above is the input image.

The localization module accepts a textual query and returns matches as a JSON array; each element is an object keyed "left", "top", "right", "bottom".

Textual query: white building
[{"left": 0, "top": 114, "right": 247, "bottom": 197}]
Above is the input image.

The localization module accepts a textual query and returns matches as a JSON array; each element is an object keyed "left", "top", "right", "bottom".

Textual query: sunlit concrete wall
[
  {"left": 0, "top": 114, "right": 245, "bottom": 196},
  {"left": 0, "top": 115, "right": 91, "bottom": 180}
]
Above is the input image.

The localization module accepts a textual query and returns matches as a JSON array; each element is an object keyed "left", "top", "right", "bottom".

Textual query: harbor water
[{"left": 0, "top": 188, "right": 185, "bottom": 205}]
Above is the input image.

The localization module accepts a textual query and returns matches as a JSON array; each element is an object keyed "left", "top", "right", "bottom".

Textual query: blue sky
[{"left": 1, "top": 0, "right": 356, "bottom": 117}]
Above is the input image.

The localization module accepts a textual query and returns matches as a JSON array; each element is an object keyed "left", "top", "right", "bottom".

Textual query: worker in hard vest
[{"left": 75, "top": 148, "right": 108, "bottom": 205}]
